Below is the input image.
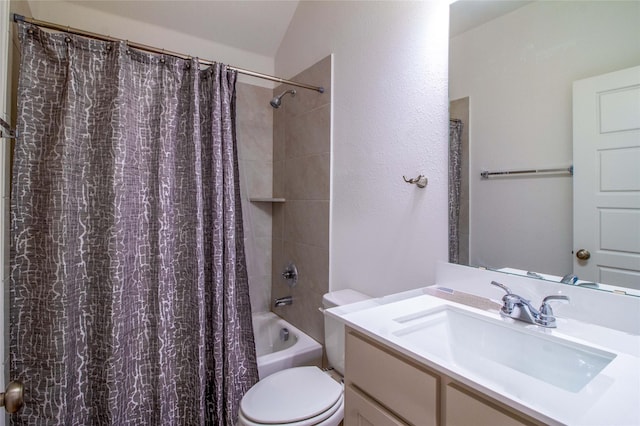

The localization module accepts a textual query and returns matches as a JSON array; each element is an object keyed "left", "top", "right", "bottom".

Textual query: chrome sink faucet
[{"left": 490, "top": 281, "right": 569, "bottom": 328}]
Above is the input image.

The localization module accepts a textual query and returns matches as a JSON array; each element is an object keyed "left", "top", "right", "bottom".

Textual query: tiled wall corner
[
  {"left": 236, "top": 82, "right": 274, "bottom": 314},
  {"left": 271, "top": 55, "right": 332, "bottom": 344}
]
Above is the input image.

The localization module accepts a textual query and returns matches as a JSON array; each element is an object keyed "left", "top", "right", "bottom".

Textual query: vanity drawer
[
  {"left": 345, "top": 329, "right": 438, "bottom": 425},
  {"left": 345, "top": 384, "right": 408, "bottom": 426},
  {"left": 445, "top": 383, "right": 538, "bottom": 426}
]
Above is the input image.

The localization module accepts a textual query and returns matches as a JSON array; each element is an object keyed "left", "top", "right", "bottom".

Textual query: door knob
[
  {"left": 576, "top": 249, "right": 591, "bottom": 260},
  {"left": 0, "top": 381, "right": 24, "bottom": 413}
]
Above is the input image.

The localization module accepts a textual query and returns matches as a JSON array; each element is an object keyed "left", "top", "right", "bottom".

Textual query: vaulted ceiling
[
  {"left": 55, "top": 0, "right": 532, "bottom": 59},
  {"left": 66, "top": 0, "right": 299, "bottom": 57}
]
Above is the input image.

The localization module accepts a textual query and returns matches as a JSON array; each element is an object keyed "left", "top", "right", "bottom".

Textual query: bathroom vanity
[
  {"left": 345, "top": 327, "right": 542, "bottom": 425},
  {"left": 328, "top": 263, "right": 640, "bottom": 426}
]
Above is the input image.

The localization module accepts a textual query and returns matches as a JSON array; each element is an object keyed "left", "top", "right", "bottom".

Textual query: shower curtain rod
[{"left": 12, "top": 14, "right": 325, "bottom": 94}]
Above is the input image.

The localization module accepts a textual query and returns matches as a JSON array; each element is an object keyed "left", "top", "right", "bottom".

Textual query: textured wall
[
  {"left": 236, "top": 83, "right": 274, "bottom": 314},
  {"left": 271, "top": 56, "right": 331, "bottom": 344},
  {"left": 276, "top": 2, "right": 450, "bottom": 297}
]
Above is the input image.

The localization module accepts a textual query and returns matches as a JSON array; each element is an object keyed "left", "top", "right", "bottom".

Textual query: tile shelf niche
[{"left": 249, "top": 197, "right": 286, "bottom": 203}]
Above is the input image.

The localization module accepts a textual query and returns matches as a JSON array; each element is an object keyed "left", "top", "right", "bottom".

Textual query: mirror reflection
[{"left": 449, "top": 1, "right": 640, "bottom": 294}]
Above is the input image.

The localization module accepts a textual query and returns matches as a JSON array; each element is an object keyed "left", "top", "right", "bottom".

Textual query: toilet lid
[{"left": 241, "top": 366, "right": 343, "bottom": 424}]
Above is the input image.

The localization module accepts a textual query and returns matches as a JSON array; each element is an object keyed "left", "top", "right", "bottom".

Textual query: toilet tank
[{"left": 323, "top": 289, "right": 370, "bottom": 375}]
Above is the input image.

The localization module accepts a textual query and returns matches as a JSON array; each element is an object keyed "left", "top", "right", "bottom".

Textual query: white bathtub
[{"left": 252, "top": 311, "right": 323, "bottom": 379}]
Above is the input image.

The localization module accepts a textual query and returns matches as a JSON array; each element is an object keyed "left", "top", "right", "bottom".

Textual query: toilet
[{"left": 238, "top": 289, "right": 371, "bottom": 426}]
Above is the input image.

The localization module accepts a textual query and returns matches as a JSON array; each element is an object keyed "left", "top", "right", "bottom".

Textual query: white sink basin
[{"left": 393, "top": 306, "right": 616, "bottom": 393}]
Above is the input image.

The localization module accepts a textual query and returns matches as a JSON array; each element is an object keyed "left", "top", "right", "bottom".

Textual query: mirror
[{"left": 448, "top": 1, "right": 640, "bottom": 294}]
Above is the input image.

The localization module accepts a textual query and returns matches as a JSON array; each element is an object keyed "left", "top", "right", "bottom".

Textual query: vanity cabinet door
[
  {"left": 445, "top": 383, "right": 536, "bottom": 426},
  {"left": 345, "top": 329, "right": 438, "bottom": 425},
  {"left": 345, "top": 385, "right": 408, "bottom": 426}
]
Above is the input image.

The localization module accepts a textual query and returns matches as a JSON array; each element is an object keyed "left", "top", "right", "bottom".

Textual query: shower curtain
[
  {"left": 10, "top": 23, "right": 257, "bottom": 425},
  {"left": 448, "top": 119, "right": 464, "bottom": 264}
]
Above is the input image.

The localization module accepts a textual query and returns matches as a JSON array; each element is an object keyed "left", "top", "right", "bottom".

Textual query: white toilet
[{"left": 238, "top": 289, "right": 371, "bottom": 426}]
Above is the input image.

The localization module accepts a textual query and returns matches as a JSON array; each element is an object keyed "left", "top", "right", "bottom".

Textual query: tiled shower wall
[
  {"left": 271, "top": 56, "right": 332, "bottom": 344},
  {"left": 236, "top": 83, "right": 274, "bottom": 314}
]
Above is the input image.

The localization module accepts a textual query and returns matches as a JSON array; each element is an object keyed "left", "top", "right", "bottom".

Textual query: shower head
[{"left": 270, "top": 89, "right": 296, "bottom": 109}]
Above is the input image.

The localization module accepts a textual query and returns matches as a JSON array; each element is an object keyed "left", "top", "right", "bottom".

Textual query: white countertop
[{"left": 327, "top": 291, "right": 640, "bottom": 426}]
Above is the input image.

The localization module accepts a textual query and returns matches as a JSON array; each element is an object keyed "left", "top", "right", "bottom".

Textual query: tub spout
[{"left": 274, "top": 296, "right": 293, "bottom": 307}]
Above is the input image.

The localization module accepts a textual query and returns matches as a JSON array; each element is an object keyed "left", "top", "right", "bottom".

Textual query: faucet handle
[
  {"left": 490, "top": 281, "right": 520, "bottom": 315},
  {"left": 537, "top": 295, "right": 570, "bottom": 328},
  {"left": 560, "top": 273, "right": 579, "bottom": 285},
  {"left": 541, "top": 294, "right": 570, "bottom": 304},
  {"left": 490, "top": 281, "right": 512, "bottom": 295}
]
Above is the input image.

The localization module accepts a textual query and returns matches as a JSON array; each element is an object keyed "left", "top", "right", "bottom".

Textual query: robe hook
[{"left": 403, "top": 175, "right": 428, "bottom": 188}]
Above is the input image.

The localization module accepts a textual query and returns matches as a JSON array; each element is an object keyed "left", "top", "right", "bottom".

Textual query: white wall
[
  {"left": 276, "top": 2, "right": 450, "bottom": 297},
  {"left": 449, "top": 1, "right": 640, "bottom": 276}
]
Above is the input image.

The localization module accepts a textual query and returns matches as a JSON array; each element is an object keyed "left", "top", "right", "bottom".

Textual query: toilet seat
[
  {"left": 239, "top": 366, "right": 343, "bottom": 426},
  {"left": 238, "top": 394, "right": 343, "bottom": 426}
]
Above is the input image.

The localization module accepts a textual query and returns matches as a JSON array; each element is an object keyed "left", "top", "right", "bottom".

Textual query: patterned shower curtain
[
  {"left": 10, "top": 23, "right": 258, "bottom": 425},
  {"left": 448, "top": 119, "right": 464, "bottom": 264}
]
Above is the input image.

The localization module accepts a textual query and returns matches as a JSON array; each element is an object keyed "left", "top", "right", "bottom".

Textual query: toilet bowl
[{"left": 238, "top": 290, "right": 371, "bottom": 426}]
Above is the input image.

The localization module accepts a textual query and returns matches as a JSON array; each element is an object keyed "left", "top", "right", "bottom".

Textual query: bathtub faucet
[{"left": 274, "top": 296, "right": 293, "bottom": 307}]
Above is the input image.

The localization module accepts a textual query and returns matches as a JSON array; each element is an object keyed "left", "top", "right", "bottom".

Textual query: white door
[{"left": 573, "top": 65, "right": 640, "bottom": 289}]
